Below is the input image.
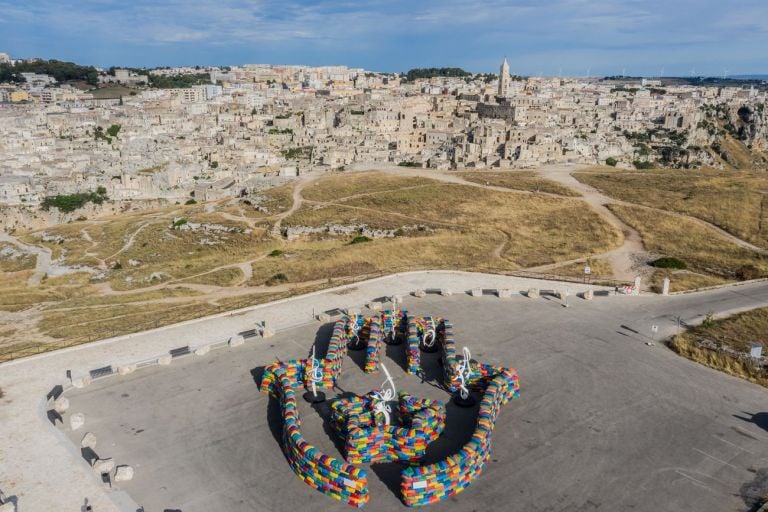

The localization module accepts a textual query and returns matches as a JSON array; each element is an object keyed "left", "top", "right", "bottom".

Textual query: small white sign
[
  {"left": 751, "top": 344, "right": 763, "bottom": 359},
  {"left": 413, "top": 480, "right": 428, "bottom": 489},
  {"left": 584, "top": 265, "right": 592, "bottom": 275},
  {"left": 651, "top": 325, "right": 659, "bottom": 333}
]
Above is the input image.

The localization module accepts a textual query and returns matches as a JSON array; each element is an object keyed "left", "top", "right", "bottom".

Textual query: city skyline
[{"left": 1, "top": 0, "right": 767, "bottom": 76}]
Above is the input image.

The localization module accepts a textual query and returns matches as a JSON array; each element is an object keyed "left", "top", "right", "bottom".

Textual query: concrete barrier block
[
  {"left": 70, "top": 413, "right": 85, "bottom": 430},
  {"left": 53, "top": 396, "right": 70, "bottom": 413},
  {"left": 391, "top": 294, "right": 403, "bottom": 304},
  {"left": 262, "top": 328, "right": 275, "bottom": 338},
  {"left": 527, "top": 288, "right": 539, "bottom": 299},
  {"left": 157, "top": 355, "right": 172, "bottom": 366},
  {"left": 367, "top": 301, "right": 382, "bottom": 311},
  {"left": 317, "top": 313, "right": 331, "bottom": 322},
  {"left": 0, "top": 502, "right": 16, "bottom": 512},
  {"left": 557, "top": 290, "right": 568, "bottom": 301},
  {"left": 117, "top": 364, "right": 136, "bottom": 376},
  {"left": 440, "top": 288, "right": 452, "bottom": 297},
  {"left": 413, "top": 289, "right": 426, "bottom": 298},
  {"left": 72, "top": 376, "right": 92, "bottom": 389},
  {"left": 114, "top": 465, "right": 134, "bottom": 482},
  {"left": 497, "top": 289, "right": 512, "bottom": 298},
  {"left": 583, "top": 289, "right": 594, "bottom": 301},
  {"left": 229, "top": 334, "right": 245, "bottom": 347},
  {"left": 344, "top": 307, "right": 360, "bottom": 317},
  {"left": 93, "top": 458, "right": 115, "bottom": 474},
  {"left": 194, "top": 345, "right": 210, "bottom": 356},
  {"left": 81, "top": 432, "right": 97, "bottom": 449},
  {"left": 469, "top": 288, "right": 482, "bottom": 297}
]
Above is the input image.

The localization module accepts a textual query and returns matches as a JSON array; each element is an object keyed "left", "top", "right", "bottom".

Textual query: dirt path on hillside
[
  {"left": 531, "top": 164, "right": 651, "bottom": 281},
  {"left": 270, "top": 176, "right": 319, "bottom": 237}
]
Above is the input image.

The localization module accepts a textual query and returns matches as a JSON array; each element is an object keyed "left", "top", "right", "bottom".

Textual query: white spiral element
[
  {"left": 422, "top": 319, "right": 436, "bottom": 348},
  {"left": 372, "top": 363, "right": 396, "bottom": 425},
  {"left": 309, "top": 346, "right": 323, "bottom": 396},
  {"left": 456, "top": 346, "right": 472, "bottom": 400}
]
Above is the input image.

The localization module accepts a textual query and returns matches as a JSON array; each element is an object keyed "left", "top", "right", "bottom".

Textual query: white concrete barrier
[
  {"left": 262, "top": 328, "right": 275, "bottom": 338},
  {"left": 367, "top": 302, "right": 382, "bottom": 311},
  {"left": 0, "top": 501, "right": 17, "bottom": 512},
  {"left": 194, "top": 345, "right": 210, "bottom": 356},
  {"left": 414, "top": 289, "right": 426, "bottom": 298},
  {"left": 497, "top": 289, "right": 512, "bottom": 299},
  {"left": 81, "top": 432, "right": 97, "bottom": 449},
  {"left": 229, "top": 334, "right": 245, "bottom": 347},
  {"left": 72, "top": 376, "right": 92, "bottom": 389},
  {"left": 92, "top": 458, "right": 115, "bottom": 474},
  {"left": 527, "top": 288, "right": 539, "bottom": 299},
  {"left": 114, "top": 465, "right": 134, "bottom": 482},
  {"left": 117, "top": 364, "right": 136, "bottom": 376},
  {"left": 69, "top": 413, "right": 85, "bottom": 431},
  {"left": 157, "top": 355, "right": 172, "bottom": 366},
  {"left": 53, "top": 396, "right": 70, "bottom": 413},
  {"left": 317, "top": 313, "right": 331, "bottom": 322},
  {"left": 440, "top": 288, "right": 452, "bottom": 297},
  {"left": 583, "top": 289, "right": 594, "bottom": 300},
  {"left": 344, "top": 307, "right": 360, "bottom": 317},
  {"left": 470, "top": 288, "right": 482, "bottom": 297}
]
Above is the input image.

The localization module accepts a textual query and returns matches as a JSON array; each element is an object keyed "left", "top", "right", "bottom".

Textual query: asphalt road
[{"left": 60, "top": 283, "right": 768, "bottom": 512}]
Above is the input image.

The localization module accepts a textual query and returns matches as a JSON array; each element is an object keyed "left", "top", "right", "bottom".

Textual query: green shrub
[
  {"left": 266, "top": 272, "right": 289, "bottom": 286},
  {"left": 605, "top": 157, "right": 618, "bottom": 167},
  {"left": 185, "top": 199, "right": 197, "bottom": 205},
  {"left": 398, "top": 161, "right": 421, "bottom": 168},
  {"left": 633, "top": 160, "right": 654, "bottom": 169},
  {"left": 268, "top": 249, "right": 284, "bottom": 257},
  {"left": 736, "top": 265, "right": 762, "bottom": 280},
  {"left": 349, "top": 235, "right": 372, "bottom": 245},
  {"left": 701, "top": 311, "right": 717, "bottom": 329},
  {"left": 651, "top": 257, "right": 687, "bottom": 269},
  {"left": 40, "top": 190, "right": 109, "bottom": 213},
  {"left": 172, "top": 218, "right": 188, "bottom": 229}
]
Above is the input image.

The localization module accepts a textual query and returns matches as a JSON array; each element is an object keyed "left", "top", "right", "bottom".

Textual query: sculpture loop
[{"left": 371, "top": 363, "right": 396, "bottom": 425}]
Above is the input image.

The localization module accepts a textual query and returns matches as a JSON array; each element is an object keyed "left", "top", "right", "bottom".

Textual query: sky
[{"left": 0, "top": 0, "right": 767, "bottom": 76}]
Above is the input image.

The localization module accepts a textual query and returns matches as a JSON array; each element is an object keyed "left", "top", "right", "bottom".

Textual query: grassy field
[
  {"left": 648, "top": 270, "right": 730, "bottom": 293},
  {"left": 458, "top": 171, "right": 582, "bottom": 197},
  {"left": 0, "top": 242, "right": 37, "bottom": 272},
  {"left": 574, "top": 167, "right": 768, "bottom": 249},
  {"left": 548, "top": 259, "right": 613, "bottom": 279},
  {"left": 669, "top": 307, "right": 768, "bottom": 387},
  {"left": 271, "top": 176, "right": 621, "bottom": 285},
  {"left": 609, "top": 204, "right": 768, "bottom": 283},
  {"left": 0, "top": 170, "right": 626, "bottom": 355}
]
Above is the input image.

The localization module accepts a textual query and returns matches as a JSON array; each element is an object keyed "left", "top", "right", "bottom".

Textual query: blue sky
[{"left": 1, "top": 0, "right": 766, "bottom": 76}]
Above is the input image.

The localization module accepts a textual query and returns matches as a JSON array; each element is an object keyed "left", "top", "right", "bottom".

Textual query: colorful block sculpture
[
  {"left": 400, "top": 366, "right": 519, "bottom": 506},
  {"left": 381, "top": 308, "right": 408, "bottom": 344},
  {"left": 406, "top": 317, "right": 422, "bottom": 375},
  {"left": 364, "top": 317, "right": 382, "bottom": 374},
  {"left": 259, "top": 310, "right": 520, "bottom": 508},
  {"left": 260, "top": 363, "right": 369, "bottom": 507},
  {"left": 329, "top": 391, "right": 446, "bottom": 465}
]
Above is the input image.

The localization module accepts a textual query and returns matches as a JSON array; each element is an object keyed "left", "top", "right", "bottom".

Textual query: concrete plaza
[{"left": 1, "top": 272, "right": 767, "bottom": 511}]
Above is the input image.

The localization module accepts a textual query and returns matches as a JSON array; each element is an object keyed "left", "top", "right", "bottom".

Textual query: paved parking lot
[{"left": 59, "top": 287, "right": 768, "bottom": 512}]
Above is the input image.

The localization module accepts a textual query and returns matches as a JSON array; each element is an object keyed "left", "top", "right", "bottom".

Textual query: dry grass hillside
[
  {"left": 609, "top": 204, "right": 768, "bottom": 291},
  {"left": 669, "top": 307, "right": 768, "bottom": 388},
  {"left": 574, "top": 167, "right": 768, "bottom": 249},
  {"left": 0, "top": 171, "right": 622, "bottom": 359}
]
